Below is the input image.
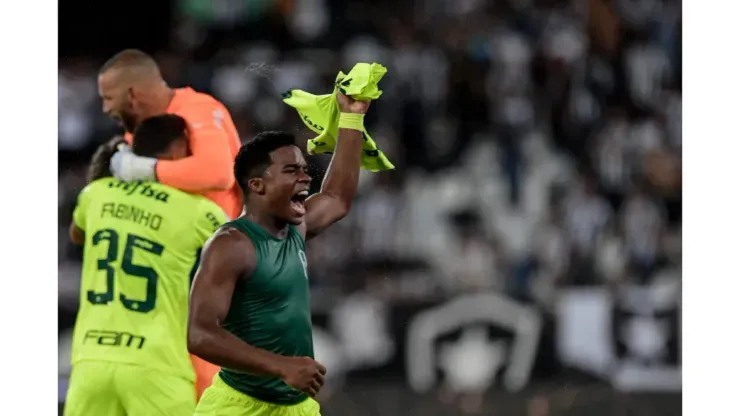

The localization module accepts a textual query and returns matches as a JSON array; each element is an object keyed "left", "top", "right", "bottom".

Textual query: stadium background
[{"left": 58, "top": 0, "right": 682, "bottom": 414}]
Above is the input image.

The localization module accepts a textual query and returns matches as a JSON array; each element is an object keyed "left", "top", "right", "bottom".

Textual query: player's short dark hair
[
  {"left": 87, "top": 136, "right": 126, "bottom": 183},
  {"left": 99, "top": 49, "right": 158, "bottom": 74},
  {"left": 234, "top": 131, "right": 298, "bottom": 193},
  {"left": 132, "top": 114, "right": 188, "bottom": 158}
]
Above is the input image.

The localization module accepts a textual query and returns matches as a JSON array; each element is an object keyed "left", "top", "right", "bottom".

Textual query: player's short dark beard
[{"left": 120, "top": 112, "right": 139, "bottom": 133}]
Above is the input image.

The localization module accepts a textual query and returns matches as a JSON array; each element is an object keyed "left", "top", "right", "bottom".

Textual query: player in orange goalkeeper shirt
[{"left": 97, "top": 49, "right": 242, "bottom": 398}]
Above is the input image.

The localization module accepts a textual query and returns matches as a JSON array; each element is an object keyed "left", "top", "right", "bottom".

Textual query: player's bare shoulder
[
  {"left": 201, "top": 225, "right": 257, "bottom": 280},
  {"left": 204, "top": 226, "right": 255, "bottom": 258}
]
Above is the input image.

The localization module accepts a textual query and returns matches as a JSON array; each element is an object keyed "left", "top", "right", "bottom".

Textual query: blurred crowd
[{"left": 59, "top": 0, "right": 681, "bottom": 313}]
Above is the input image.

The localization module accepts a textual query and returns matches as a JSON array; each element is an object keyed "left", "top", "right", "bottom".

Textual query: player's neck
[
  {"left": 140, "top": 85, "right": 176, "bottom": 121},
  {"left": 244, "top": 210, "right": 290, "bottom": 239}
]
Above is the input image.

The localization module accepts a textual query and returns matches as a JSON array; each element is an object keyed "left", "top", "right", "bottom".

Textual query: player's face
[
  {"left": 98, "top": 71, "right": 139, "bottom": 133},
  {"left": 262, "top": 146, "right": 312, "bottom": 225}
]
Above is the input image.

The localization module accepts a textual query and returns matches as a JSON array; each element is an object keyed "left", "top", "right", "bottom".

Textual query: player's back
[
  {"left": 170, "top": 87, "right": 242, "bottom": 218},
  {"left": 71, "top": 177, "right": 227, "bottom": 381}
]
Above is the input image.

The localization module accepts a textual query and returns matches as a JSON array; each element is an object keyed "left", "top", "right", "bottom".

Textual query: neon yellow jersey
[{"left": 71, "top": 178, "right": 229, "bottom": 381}]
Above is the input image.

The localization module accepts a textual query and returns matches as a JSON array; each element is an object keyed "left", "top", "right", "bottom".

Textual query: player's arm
[
  {"left": 68, "top": 179, "right": 102, "bottom": 245},
  {"left": 301, "top": 93, "right": 370, "bottom": 240},
  {"left": 155, "top": 104, "right": 235, "bottom": 192},
  {"left": 69, "top": 223, "right": 85, "bottom": 245},
  {"left": 69, "top": 196, "right": 87, "bottom": 245},
  {"left": 187, "top": 230, "right": 277, "bottom": 373},
  {"left": 187, "top": 230, "right": 326, "bottom": 395}
]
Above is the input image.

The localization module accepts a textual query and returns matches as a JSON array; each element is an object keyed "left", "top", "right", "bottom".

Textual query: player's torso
[
  {"left": 219, "top": 218, "right": 314, "bottom": 404},
  {"left": 72, "top": 178, "right": 204, "bottom": 380}
]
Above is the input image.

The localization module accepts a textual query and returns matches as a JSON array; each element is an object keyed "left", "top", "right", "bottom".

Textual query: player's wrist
[
  {"left": 338, "top": 112, "right": 365, "bottom": 131},
  {"left": 272, "top": 355, "right": 292, "bottom": 379},
  {"left": 132, "top": 156, "right": 157, "bottom": 182}
]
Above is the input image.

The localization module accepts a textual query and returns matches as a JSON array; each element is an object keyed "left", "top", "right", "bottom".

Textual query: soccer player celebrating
[
  {"left": 97, "top": 49, "right": 242, "bottom": 393},
  {"left": 64, "top": 115, "right": 229, "bottom": 416},
  {"left": 187, "top": 93, "right": 371, "bottom": 416},
  {"left": 98, "top": 49, "right": 243, "bottom": 219}
]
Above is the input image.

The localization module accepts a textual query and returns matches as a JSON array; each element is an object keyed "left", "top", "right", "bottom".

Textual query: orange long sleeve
[
  {"left": 123, "top": 87, "right": 243, "bottom": 219},
  {"left": 155, "top": 104, "right": 235, "bottom": 192}
]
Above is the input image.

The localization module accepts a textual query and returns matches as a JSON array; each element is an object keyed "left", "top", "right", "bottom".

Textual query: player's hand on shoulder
[
  {"left": 277, "top": 356, "right": 326, "bottom": 397},
  {"left": 336, "top": 92, "right": 370, "bottom": 114},
  {"left": 110, "top": 143, "right": 157, "bottom": 182}
]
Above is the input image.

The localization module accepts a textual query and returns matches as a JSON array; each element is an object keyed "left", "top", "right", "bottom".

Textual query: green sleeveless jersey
[
  {"left": 71, "top": 178, "right": 229, "bottom": 381},
  {"left": 219, "top": 217, "right": 314, "bottom": 405}
]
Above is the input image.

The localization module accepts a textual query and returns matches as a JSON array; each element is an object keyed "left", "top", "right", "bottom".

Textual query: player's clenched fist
[
  {"left": 336, "top": 92, "right": 371, "bottom": 114},
  {"left": 278, "top": 356, "right": 327, "bottom": 397}
]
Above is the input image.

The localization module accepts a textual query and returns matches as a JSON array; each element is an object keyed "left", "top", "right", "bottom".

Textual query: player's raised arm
[
  {"left": 187, "top": 229, "right": 326, "bottom": 397},
  {"left": 301, "top": 93, "right": 370, "bottom": 240},
  {"left": 154, "top": 104, "right": 236, "bottom": 192}
]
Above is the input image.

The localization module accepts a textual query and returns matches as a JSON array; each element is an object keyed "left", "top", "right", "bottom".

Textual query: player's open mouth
[{"left": 290, "top": 190, "right": 309, "bottom": 216}]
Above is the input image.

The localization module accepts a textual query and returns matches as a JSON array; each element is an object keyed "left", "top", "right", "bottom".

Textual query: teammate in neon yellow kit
[{"left": 64, "top": 114, "right": 229, "bottom": 416}]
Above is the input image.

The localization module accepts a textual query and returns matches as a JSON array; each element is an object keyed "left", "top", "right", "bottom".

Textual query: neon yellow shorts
[
  {"left": 195, "top": 374, "right": 321, "bottom": 416},
  {"left": 64, "top": 360, "right": 196, "bottom": 416}
]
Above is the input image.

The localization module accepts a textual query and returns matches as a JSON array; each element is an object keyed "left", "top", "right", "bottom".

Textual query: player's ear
[{"left": 248, "top": 178, "right": 266, "bottom": 195}]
